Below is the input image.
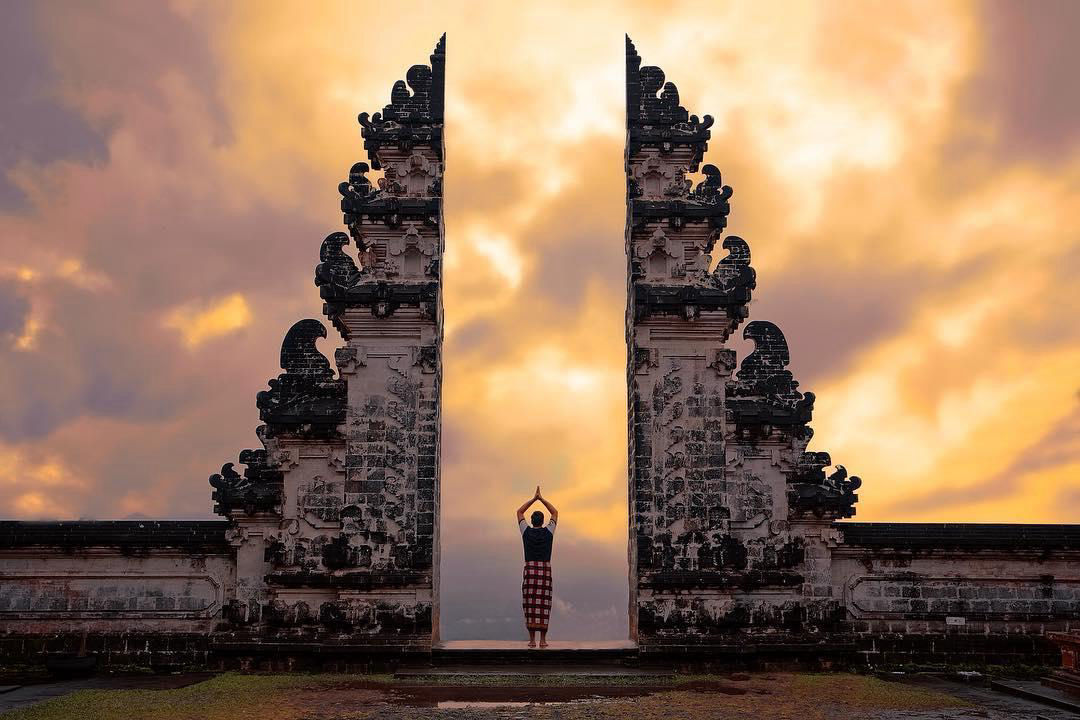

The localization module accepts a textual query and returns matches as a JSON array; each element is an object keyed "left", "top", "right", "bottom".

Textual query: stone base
[
  {"left": 0, "top": 630, "right": 1069, "bottom": 676},
  {"left": 0, "top": 631, "right": 432, "bottom": 676},
  {"left": 209, "top": 637, "right": 430, "bottom": 673},
  {"left": 0, "top": 633, "right": 215, "bottom": 677},
  {"left": 639, "top": 641, "right": 855, "bottom": 671},
  {"left": 852, "top": 632, "right": 1062, "bottom": 668},
  {"left": 1042, "top": 670, "right": 1080, "bottom": 697}
]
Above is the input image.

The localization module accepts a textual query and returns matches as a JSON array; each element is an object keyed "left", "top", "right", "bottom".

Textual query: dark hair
[{"left": 530, "top": 510, "right": 544, "bottom": 527}]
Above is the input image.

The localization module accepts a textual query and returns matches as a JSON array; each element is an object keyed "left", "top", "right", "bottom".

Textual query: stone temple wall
[
  {"left": 835, "top": 523, "right": 1080, "bottom": 665},
  {"left": 624, "top": 35, "right": 1079, "bottom": 663},
  {"left": 0, "top": 521, "right": 232, "bottom": 669}
]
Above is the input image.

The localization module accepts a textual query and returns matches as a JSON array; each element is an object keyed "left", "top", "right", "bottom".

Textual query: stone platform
[{"left": 430, "top": 640, "right": 639, "bottom": 667}]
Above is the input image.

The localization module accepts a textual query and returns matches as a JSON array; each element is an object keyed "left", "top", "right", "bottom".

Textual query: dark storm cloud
[
  {"left": 957, "top": 0, "right": 1080, "bottom": 161},
  {"left": 33, "top": 0, "right": 232, "bottom": 146},
  {"left": 0, "top": 0, "right": 332, "bottom": 514},
  {"left": 445, "top": 317, "right": 501, "bottom": 357},
  {"left": 0, "top": 282, "right": 30, "bottom": 336},
  {"left": 745, "top": 247, "right": 1022, "bottom": 388},
  {"left": 0, "top": 181, "right": 325, "bottom": 445},
  {"left": 0, "top": 282, "right": 190, "bottom": 441},
  {"left": 0, "top": 2, "right": 107, "bottom": 208},
  {"left": 744, "top": 261, "right": 915, "bottom": 387},
  {"left": 523, "top": 215, "right": 623, "bottom": 311}
]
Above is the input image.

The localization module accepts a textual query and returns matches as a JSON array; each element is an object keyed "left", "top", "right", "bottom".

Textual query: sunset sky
[{"left": 1, "top": 0, "right": 1077, "bottom": 640}]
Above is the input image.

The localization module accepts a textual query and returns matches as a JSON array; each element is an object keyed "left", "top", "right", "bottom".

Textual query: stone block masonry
[
  {"left": 625, "top": 35, "right": 852, "bottom": 651},
  {"left": 214, "top": 34, "right": 447, "bottom": 654}
]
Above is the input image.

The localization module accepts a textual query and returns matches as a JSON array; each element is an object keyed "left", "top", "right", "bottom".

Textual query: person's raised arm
[
  {"left": 536, "top": 491, "right": 558, "bottom": 525},
  {"left": 516, "top": 485, "right": 541, "bottom": 523}
]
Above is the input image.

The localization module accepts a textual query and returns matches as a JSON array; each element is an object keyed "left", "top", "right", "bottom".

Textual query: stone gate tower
[
  {"left": 211, "top": 36, "right": 445, "bottom": 655},
  {"left": 625, "top": 37, "right": 860, "bottom": 654}
]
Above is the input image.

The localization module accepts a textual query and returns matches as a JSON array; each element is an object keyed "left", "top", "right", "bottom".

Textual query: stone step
[
  {"left": 1041, "top": 670, "right": 1080, "bottom": 697},
  {"left": 431, "top": 640, "right": 639, "bottom": 667},
  {"left": 990, "top": 678, "right": 1080, "bottom": 714},
  {"left": 395, "top": 664, "right": 674, "bottom": 683}
]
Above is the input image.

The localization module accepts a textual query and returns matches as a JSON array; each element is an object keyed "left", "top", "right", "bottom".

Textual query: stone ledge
[
  {"left": 835, "top": 522, "right": 1080, "bottom": 552},
  {"left": 265, "top": 571, "right": 430, "bottom": 589},
  {"left": 0, "top": 521, "right": 231, "bottom": 554}
]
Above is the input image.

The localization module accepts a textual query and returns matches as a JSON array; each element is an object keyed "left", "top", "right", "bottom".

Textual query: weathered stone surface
[
  {"left": 0, "top": 522, "right": 233, "bottom": 637},
  {"left": 627, "top": 37, "right": 823, "bottom": 647},
  {"left": 202, "top": 36, "right": 446, "bottom": 651},
  {"left": 255, "top": 319, "right": 346, "bottom": 436}
]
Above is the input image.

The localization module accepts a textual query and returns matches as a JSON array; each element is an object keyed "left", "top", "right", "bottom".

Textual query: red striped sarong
[{"left": 522, "top": 560, "right": 552, "bottom": 631}]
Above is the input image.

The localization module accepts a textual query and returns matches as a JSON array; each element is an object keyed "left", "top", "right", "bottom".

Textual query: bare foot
[
  {"left": 528, "top": 640, "right": 536, "bottom": 648},
  {"left": 539, "top": 641, "right": 549, "bottom": 648}
]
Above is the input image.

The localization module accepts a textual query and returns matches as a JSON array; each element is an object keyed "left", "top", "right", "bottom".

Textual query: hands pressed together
[{"left": 516, "top": 485, "right": 558, "bottom": 523}]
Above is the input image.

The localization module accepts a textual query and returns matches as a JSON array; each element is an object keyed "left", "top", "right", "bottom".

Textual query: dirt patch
[{"left": 0, "top": 671, "right": 989, "bottom": 720}]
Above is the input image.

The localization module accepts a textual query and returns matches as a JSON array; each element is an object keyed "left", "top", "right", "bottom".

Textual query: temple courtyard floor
[{"left": 1, "top": 670, "right": 1078, "bottom": 719}]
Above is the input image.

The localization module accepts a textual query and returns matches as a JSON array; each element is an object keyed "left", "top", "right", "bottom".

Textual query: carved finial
[
  {"left": 710, "top": 235, "right": 756, "bottom": 303},
  {"left": 625, "top": 39, "right": 712, "bottom": 169},
  {"left": 358, "top": 38, "right": 445, "bottom": 168},
  {"left": 372, "top": 35, "right": 446, "bottom": 125},
  {"left": 279, "top": 319, "right": 333, "bottom": 377},
  {"left": 209, "top": 462, "right": 242, "bottom": 491},
  {"left": 315, "top": 232, "right": 361, "bottom": 296},
  {"left": 719, "top": 236, "right": 751, "bottom": 267},
  {"left": 738, "top": 321, "right": 792, "bottom": 385},
  {"left": 789, "top": 453, "right": 861, "bottom": 520},
  {"left": 210, "top": 452, "right": 283, "bottom": 517},
  {"left": 340, "top": 162, "right": 372, "bottom": 198},
  {"left": 430, "top": 34, "right": 446, "bottom": 123},
  {"left": 726, "top": 321, "right": 815, "bottom": 438},
  {"left": 255, "top": 319, "right": 345, "bottom": 435},
  {"left": 693, "top": 165, "right": 733, "bottom": 205}
]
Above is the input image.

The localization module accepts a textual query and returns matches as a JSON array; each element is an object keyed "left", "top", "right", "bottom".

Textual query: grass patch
[
  {"left": 0, "top": 673, "right": 390, "bottom": 720},
  {"left": 790, "top": 673, "right": 971, "bottom": 710},
  {"left": 0, "top": 671, "right": 972, "bottom": 720}
]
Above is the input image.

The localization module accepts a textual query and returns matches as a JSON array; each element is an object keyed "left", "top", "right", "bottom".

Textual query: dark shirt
[{"left": 519, "top": 518, "right": 556, "bottom": 562}]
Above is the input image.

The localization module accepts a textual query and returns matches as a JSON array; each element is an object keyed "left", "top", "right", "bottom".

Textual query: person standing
[{"left": 515, "top": 486, "right": 558, "bottom": 648}]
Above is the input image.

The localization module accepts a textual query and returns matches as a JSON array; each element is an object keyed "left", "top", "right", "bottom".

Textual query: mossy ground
[{"left": 0, "top": 671, "right": 973, "bottom": 720}]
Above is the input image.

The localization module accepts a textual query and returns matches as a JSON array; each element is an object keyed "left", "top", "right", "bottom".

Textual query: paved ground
[{"left": 0, "top": 671, "right": 1075, "bottom": 719}]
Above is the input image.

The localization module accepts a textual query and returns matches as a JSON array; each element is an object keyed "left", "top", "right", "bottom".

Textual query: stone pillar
[
  {"left": 321, "top": 35, "right": 445, "bottom": 646},
  {"left": 626, "top": 37, "right": 860, "bottom": 655},
  {"left": 210, "top": 37, "right": 445, "bottom": 656}
]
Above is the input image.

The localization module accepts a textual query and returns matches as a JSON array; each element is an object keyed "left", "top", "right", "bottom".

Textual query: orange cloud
[{"left": 164, "top": 293, "right": 253, "bottom": 349}]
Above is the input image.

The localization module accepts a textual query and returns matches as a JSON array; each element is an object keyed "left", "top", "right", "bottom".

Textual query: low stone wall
[
  {"left": 0, "top": 521, "right": 233, "bottom": 670},
  {"left": 835, "top": 523, "right": 1080, "bottom": 666}
]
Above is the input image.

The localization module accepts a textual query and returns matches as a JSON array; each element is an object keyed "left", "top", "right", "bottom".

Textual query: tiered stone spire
[
  {"left": 209, "top": 37, "right": 445, "bottom": 649},
  {"left": 625, "top": 37, "right": 859, "bottom": 651}
]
